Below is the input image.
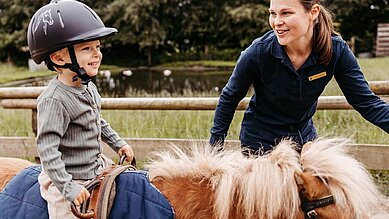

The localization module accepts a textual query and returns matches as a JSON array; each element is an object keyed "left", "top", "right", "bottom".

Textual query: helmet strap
[{"left": 50, "top": 46, "right": 94, "bottom": 85}]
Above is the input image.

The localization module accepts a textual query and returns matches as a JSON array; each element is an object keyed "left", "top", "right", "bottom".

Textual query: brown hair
[{"left": 300, "top": 0, "right": 339, "bottom": 66}]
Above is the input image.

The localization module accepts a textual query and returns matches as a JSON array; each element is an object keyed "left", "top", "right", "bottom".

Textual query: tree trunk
[
  {"left": 148, "top": 47, "right": 152, "bottom": 66},
  {"left": 204, "top": 45, "right": 209, "bottom": 58}
]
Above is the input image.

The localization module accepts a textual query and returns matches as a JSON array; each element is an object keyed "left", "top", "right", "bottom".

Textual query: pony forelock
[{"left": 301, "top": 138, "right": 386, "bottom": 217}]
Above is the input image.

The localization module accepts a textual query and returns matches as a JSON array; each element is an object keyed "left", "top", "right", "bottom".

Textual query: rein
[
  {"left": 71, "top": 156, "right": 137, "bottom": 219},
  {"left": 301, "top": 195, "right": 335, "bottom": 219}
]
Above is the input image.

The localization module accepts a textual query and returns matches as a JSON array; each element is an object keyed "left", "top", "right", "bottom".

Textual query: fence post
[{"left": 32, "top": 109, "right": 37, "bottom": 136}]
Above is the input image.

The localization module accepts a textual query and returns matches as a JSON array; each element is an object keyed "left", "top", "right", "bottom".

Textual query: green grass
[
  {"left": 0, "top": 64, "right": 55, "bottom": 84},
  {"left": 358, "top": 57, "right": 389, "bottom": 81},
  {"left": 0, "top": 108, "right": 34, "bottom": 136},
  {"left": 2, "top": 108, "right": 387, "bottom": 144}
]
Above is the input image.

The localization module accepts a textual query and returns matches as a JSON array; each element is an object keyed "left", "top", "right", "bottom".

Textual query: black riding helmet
[{"left": 27, "top": 0, "right": 117, "bottom": 84}]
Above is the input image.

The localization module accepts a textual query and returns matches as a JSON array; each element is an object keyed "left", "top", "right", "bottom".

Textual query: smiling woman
[{"left": 209, "top": 0, "right": 389, "bottom": 155}]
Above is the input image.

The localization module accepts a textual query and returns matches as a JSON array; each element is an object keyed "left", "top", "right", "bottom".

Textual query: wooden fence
[
  {"left": 0, "top": 136, "right": 388, "bottom": 170},
  {"left": 1, "top": 81, "right": 389, "bottom": 110},
  {"left": 0, "top": 82, "right": 389, "bottom": 170},
  {"left": 376, "top": 23, "right": 389, "bottom": 57}
]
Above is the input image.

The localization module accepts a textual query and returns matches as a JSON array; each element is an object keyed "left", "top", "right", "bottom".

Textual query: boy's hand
[
  {"left": 118, "top": 144, "right": 134, "bottom": 163},
  {"left": 73, "top": 187, "right": 90, "bottom": 206}
]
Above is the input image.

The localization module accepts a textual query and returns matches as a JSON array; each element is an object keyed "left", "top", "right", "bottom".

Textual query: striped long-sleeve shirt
[{"left": 36, "top": 77, "right": 127, "bottom": 202}]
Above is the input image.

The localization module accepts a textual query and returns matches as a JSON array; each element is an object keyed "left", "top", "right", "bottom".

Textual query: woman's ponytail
[
  {"left": 313, "top": 4, "right": 339, "bottom": 65},
  {"left": 300, "top": 1, "right": 339, "bottom": 66}
]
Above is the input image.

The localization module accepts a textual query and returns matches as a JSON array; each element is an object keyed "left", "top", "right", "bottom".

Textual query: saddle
[{"left": 71, "top": 156, "right": 136, "bottom": 219}]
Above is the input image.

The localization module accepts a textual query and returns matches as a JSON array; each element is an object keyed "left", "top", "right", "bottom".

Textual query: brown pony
[{"left": 0, "top": 138, "right": 388, "bottom": 219}]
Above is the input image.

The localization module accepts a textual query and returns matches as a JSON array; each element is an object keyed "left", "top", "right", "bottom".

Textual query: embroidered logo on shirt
[{"left": 308, "top": 72, "right": 327, "bottom": 81}]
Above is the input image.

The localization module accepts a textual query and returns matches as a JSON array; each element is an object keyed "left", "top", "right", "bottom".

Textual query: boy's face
[
  {"left": 60, "top": 40, "right": 102, "bottom": 77},
  {"left": 73, "top": 40, "right": 102, "bottom": 77}
]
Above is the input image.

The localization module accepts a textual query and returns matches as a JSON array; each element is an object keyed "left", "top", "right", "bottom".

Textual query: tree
[
  {"left": 222, "top": 2, "right": 270, "bottom": 48},
  {"left": 0, "top": 0, "right": 46, "bottom": 64},
  {"left": 104, "top": 0, "right": 170, "bottom": 66},
  {"left": 326, "top": 0, "right": 389, "bottom": 53}
]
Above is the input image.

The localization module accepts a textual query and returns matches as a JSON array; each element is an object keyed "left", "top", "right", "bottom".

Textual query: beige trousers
[{"left": 38, "top": 154, "right": 114, "bottom": 219}]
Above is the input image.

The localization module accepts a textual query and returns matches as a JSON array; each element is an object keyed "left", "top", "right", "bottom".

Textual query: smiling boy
[{"left": 27, "top": 1, "right": 134, "bottom": 218}]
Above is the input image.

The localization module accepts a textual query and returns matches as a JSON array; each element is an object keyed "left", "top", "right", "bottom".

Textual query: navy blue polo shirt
[{"left": 210, "top": 30, "right": 389, "bottom": 152}]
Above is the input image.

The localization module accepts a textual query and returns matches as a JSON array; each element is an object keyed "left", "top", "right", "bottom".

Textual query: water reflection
[
  {"left": 95, "top": 69, "right": 231, "bottom": 97},
  {"left": 18, "top": 69, "right": 232, "bottom": 97}
]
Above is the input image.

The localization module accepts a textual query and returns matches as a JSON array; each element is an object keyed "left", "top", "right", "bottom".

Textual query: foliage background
[{"left": 1, "top": 0, "right": 389, "bottom": 66}]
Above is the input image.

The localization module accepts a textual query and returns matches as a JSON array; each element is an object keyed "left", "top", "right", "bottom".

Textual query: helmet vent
[
  {"left": 83, "top": 5, "right": 98, "bottom": 20},
  {"left": 57, "top": 11, "right": 65, "bottom": 28}
]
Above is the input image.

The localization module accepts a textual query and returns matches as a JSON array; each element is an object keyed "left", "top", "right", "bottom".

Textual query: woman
[{"left": 210, "top": 0, "right": 389, "bottom": 155}]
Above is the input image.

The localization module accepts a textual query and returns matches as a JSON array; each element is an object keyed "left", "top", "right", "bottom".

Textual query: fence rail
[
  {"left": 1, "top": 96, "right": 389, "bottom": 110},
  {"left": 0, "top": 81, "right": 389, "bottom": 110},
  {"left": 1, "top": 81, "right": 389, "bottom": 98}
]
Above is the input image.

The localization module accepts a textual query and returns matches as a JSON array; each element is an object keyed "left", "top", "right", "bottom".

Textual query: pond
[
  {"left": 17, "top": 68, "right": 233, "bottom": 97},
  {"left": 95, "top": 69, "right": 232, "bottom": 97}
]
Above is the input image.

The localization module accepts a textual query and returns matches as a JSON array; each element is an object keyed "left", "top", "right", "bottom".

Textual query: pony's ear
[
  {"left": 294, "top": 171, "right": 306, "bottom": 188},
  {"left": 301, "top": 141, "right": 313, "bottom": 154},
  {"left": 294, "top": 171, "right": 310, "bottom": 194}
]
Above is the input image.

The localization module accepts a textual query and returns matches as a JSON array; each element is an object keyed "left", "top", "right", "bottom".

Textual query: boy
[{"left": 27, "top": 1, "right": 134, "bottom": 218}]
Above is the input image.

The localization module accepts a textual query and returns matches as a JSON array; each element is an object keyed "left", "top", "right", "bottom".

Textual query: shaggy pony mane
[
  {"left": 147, "top": 140, "right": 302, "bottom": 219},
  {"left": 147, "top": 138, "right": 388, "bottom": 219}
]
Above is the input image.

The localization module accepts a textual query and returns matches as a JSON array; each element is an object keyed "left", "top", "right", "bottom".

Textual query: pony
[
  {"left": 0, "top": 138, "right": 388, "bottom": 219},
  {"left": 147, "top": 138, "right": 388, "bottom": 219}
]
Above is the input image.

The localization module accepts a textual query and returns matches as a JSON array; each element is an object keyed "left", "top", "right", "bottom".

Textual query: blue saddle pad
[
  {"left": 110, "top": 170, "right": 175, "bottom": 219},
  {"left": 0, "top": 165, "right": 174, "bottom": 219},
  {"left": 0, "top": 165, "right": 48, "bottom": 219}
]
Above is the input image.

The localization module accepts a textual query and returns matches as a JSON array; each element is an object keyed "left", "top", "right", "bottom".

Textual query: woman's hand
[
  {"left": 118, "top": 144, "right": 134, "bottom": 163},
  {"left": 73, "top": 187, "right": 90, "bottom": 206}
]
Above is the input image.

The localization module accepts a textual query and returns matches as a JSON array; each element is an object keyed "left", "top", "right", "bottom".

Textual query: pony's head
[
  {"left": 298, "top": 138, "right": 388, "bottom": 219},
  {"left": 295, "top": 171, "right": 341, "bottom": 218}
]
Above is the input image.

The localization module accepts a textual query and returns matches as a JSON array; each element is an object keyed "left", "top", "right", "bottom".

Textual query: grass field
[
  {"left": 0, "top": 107, "right": 388, "bottom": 144},
  {"left": 0, "top": 57, "right": 388, "bottom": 144}
]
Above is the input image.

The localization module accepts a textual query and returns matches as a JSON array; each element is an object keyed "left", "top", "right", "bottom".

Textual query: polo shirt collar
[
  {"left": 270, "top": 36, "right": 319, "bottom": 69},
  {"left": 270, "top": 36, "right": 284, "bottom": 60},
  {"left": 52, "top": 77, "right": 87, "bottom": 95}
]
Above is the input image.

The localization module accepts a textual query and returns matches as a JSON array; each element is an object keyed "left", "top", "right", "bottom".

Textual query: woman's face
[{"left": 268, "top": 0, "right": 319, "bottom": 47}]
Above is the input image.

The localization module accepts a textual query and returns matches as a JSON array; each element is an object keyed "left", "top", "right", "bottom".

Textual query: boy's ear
[{"left": 49, "top": 51, "right": 65, "bottom": 66}]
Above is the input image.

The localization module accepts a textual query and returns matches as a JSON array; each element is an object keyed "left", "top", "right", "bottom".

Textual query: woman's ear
[{"left": 311, "top": 4, "right": 321, "bottom": 22}]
